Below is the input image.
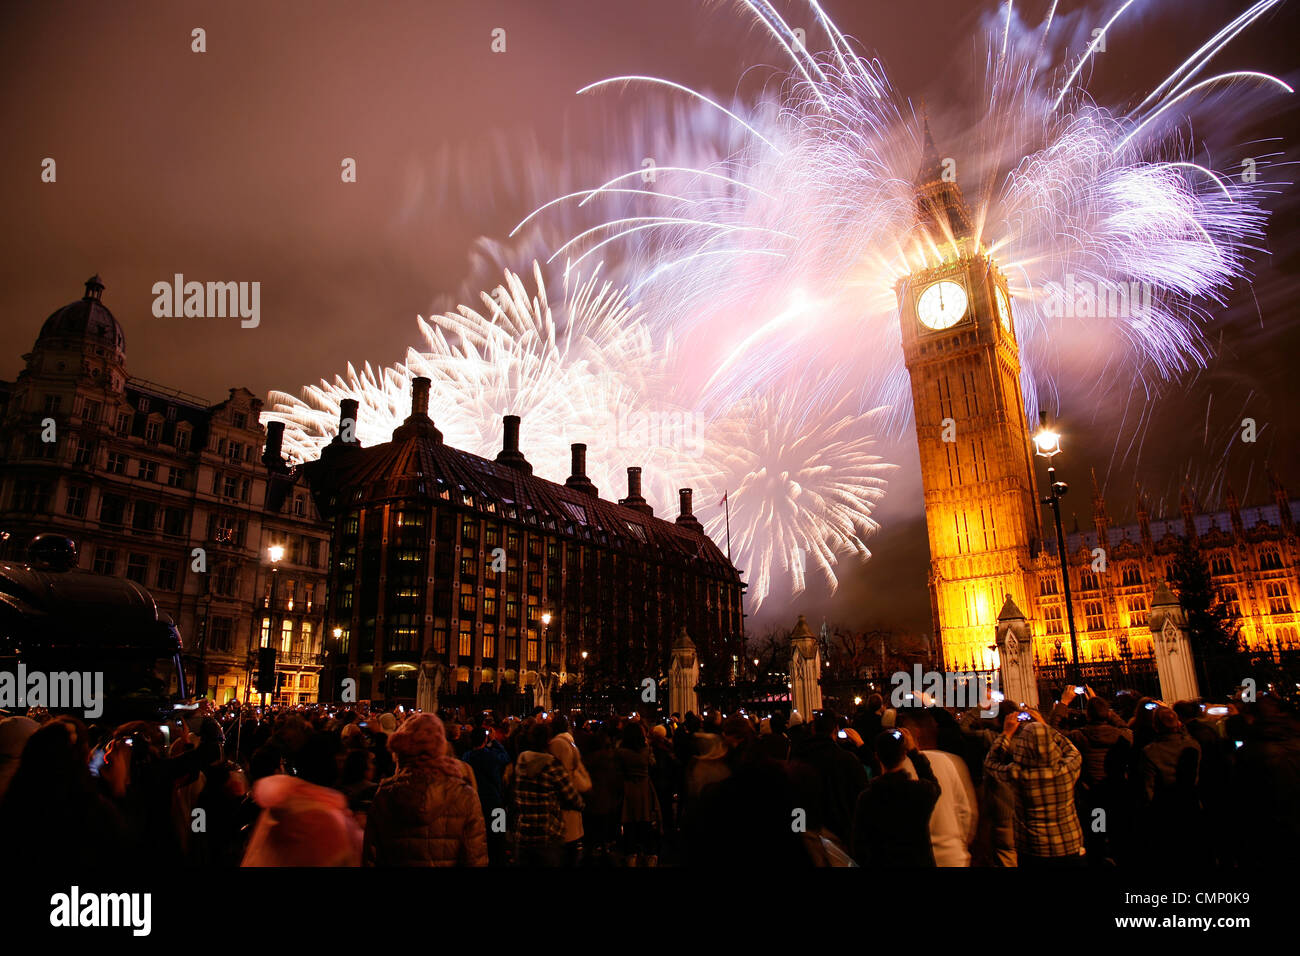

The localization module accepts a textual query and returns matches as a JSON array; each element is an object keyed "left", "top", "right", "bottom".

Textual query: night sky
[{"left": 2, "top": 0, "right": 1296, "bottom": 638}]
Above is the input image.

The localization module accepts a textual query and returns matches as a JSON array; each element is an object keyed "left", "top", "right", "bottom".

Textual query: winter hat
[
  {"left": 339, "top": 722, "right": 364, "bottom": 747},
  {"left": 242, "top": 775, "right": 361, "bottom": 867},
  {"left": 387, "top": 713, "right": 460, "bottom": 776},
  {"left": 788, "top": 710, "right": 804, "bottom": 727}
]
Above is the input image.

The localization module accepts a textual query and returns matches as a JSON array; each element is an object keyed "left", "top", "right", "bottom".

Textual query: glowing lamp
[{"left": 1033, "top": 428, "right": 1062, "bottom": 458}]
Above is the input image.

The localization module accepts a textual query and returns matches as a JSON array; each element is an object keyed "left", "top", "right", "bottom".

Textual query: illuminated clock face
[
  {"left": 916, "top": 280, "right": 968, "bottom": 330},
  {"left": 995, "top": 286, "right": 1013, "bottom": 332}
]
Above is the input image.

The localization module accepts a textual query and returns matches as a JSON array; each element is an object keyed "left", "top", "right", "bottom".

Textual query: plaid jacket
[
  {"left": 511, "top": 750, "right": 584, "bottom": 846},
  {"left": 984, "top": 723, "right": 1083, "bottom": 860}
]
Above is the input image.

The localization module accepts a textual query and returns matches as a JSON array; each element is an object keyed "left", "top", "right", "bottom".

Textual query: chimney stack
[
  {"left": 321, "top": 398, "right": 363, "bottom": 457},
  {"left": 411, "top": 377, "right": 430, "bottom": 417},
  {"left": 337, "top": 399, "right": 359, "bottom": 444},
  {"left": 263, "top": 420, "right": 287, "bottom": 471},
  {"left": 620, "top": 466, "right": 653, "bottom": 516},
  {"left": 675, "top": 487, "right": 703, "bottom": 532},
  {"left": 495, "top": 414, "right": 532, "bottom": 474},
  {"left": 565, "top": 443, "right": 598, "bottom": 496},
  {"left": 391, "top": 377, "right": 442, "bottom": 443}
]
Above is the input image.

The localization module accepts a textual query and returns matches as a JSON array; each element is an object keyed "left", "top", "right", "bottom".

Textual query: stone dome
[{"left": 37, "top": 275, "right": 126, "bottom": 355}]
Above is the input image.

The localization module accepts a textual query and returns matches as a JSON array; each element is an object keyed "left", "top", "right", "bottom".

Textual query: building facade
[
  {"left": 301, "top": 378, "right": 746, "bottom": 711},
  {"left": 0, "top": 277, "right": 330, "bottom": 704},
  {"left": 1020, "top": 480, "right": 1300, "bottom": 673},
  {"left": 897, "top": 130, "right": 1299, "bottom": 673}
]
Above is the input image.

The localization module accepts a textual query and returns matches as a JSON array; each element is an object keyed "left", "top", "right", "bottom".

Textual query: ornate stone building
[
  {"left": 1021, "top": 479, "right": 1300, "bottom": 672},
  {"left": 301, "top": 378, "right": 745, "bottom": 710},
  {"left": 896, "top": 127, "right": 1298, "bottom": 673},
  {"left": 0, "top": 277, "right": 330, "bottom": 704}
]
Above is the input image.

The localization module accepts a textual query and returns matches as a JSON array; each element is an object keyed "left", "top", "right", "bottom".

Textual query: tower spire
[
  {"left": 913, "top": 106, "right": 973, "bottom": 243},
  {"left": 1090, "top": 468, "right": 1109, "bottom": 545},
  {"left": 916, "top": 98, "right": 944, "bottom": 185}
]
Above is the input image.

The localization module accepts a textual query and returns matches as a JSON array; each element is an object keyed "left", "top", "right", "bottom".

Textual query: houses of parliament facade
[{"left": 898, "top": 123, "right": 1299, "bottom": 673}]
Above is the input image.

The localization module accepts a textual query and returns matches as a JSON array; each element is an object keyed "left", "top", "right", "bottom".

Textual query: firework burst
[
  {"left": 537, "top": 0, "right": 1287, "bottom": 426},
  {"left": 266, "top": 263, "right": 657, "bottom": 488},
  {"left": 267, "top": 0, "right": 1289, "bottom": 613},
  {"left": 699, "top": 389, "right": 893, "bottom": 609}
]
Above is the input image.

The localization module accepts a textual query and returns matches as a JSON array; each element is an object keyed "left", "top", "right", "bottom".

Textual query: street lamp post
[
  {"left": 266, "top": 545, "right": 284, "bottom": 707},
  {"left": 1034, "top": 419, "right": 1082, "bottom": 684},
  {"left": 540, "top": 611, "right": 552, "bottom": 710},
  {"left": 330, "top": 626, "right": 344, "bottom": 703},
  {"left": 580, "top": 649, "right": 588, "bottom": 713}
]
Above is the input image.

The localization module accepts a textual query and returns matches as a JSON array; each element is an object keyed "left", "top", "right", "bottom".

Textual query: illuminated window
[
  {"left": 460, "top": 581, "right": 477, "bottom": 615},
  {"left": 1220, "top": 586, "right": 1241, "bottom": 619},
  {"left": 1126, "top": 596, "right": 1147, "bottom": 628},
  {"left": 1266, "top": 581, "right": 1292, "bottom": 614}
]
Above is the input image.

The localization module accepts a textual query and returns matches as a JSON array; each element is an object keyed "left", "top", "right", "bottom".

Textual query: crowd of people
[{"left": 0, "top": 686, "right": 1296, "bottom": 867}]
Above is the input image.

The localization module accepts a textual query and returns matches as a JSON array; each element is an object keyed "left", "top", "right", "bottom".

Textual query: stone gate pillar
[
  {"left": 789, "top": 615, "right": 823, "bottom": 719},
  {"left": 416, "top": 657, "right": 445, "bottom": 713},
  {"left": 995, "top": 595, "right": 1039, "bottom": 710},
  {"left": 669, "top": 627, "right": 699, "bottom": 717},
  {"left": 1148, "top": 581, "right": 1201, "bottom": 702},
  {"left": 535, "top": 665, "right": 554, "bottom": 712}
]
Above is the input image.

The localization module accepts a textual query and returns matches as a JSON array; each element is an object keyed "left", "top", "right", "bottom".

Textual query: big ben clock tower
[{"left": 898, "top": 120, "right": 1043, "bottom": 671}]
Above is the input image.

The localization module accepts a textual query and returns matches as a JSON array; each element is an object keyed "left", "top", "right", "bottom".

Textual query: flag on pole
[{"left": 719, "top": 490, "right": 728, "bottom": 506}]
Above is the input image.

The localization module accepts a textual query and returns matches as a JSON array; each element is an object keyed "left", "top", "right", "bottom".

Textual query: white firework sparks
[
  {"left": 698, "top": 389, "right": 893, "bottom": 610},
  {"left": 266, "top": 0, "right": 1289, "bottom": 614},
  {"left": 535, "top": 0, "right": 1287, "bottom": 427},
  {"left": 265, "top": 263, "right": 660, "bottom": 492}
]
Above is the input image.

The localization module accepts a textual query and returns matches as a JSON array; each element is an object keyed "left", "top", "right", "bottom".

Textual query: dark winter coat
[
  {"left": 362, "top": 766, "right": 488, "bottom": 866},
  {"left": 851, "top": 750, "right": 941, "bottom": 868}
]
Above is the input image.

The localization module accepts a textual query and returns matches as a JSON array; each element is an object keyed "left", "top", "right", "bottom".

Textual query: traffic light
[{"left": 257, "top": 646, "right": 277, "bottom": 694}]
